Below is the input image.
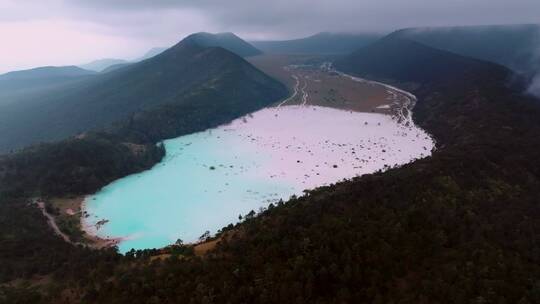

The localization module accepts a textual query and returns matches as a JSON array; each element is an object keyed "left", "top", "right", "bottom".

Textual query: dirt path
[
  {"left": 34, "top": 199, "right": 73, "bottom": 244},
  {"left": 277, "top": 74, "right": 300, "bottom": 107},
  {"left": 330, "top": 64, "right": 417, "bottom": 125},
  {"left": 300, "top": 76, "right": 309, "bottom": 106},
  {"left": 34, "top": 198, "right": 120, "bottom": 249}
]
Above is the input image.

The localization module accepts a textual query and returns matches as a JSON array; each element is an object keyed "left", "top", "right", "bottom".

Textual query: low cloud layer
[{"left": 1, "top": 0, "right": 540, "bottom": 72}]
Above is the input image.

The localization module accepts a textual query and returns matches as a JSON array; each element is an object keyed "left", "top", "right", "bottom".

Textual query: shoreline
[
  {"left": 71, "top": 72, "right": 431, "bottom": 253},
  {"left": 79, "top": 197, "right": 122, "bottom": 249}
]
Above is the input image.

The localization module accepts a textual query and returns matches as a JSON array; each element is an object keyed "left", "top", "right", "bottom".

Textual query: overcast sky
[{"left": 1, "top": 0, "right": 539, "bottom": 73}]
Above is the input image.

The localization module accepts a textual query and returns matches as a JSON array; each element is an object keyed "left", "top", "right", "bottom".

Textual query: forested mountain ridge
[
  {"left": 0, "top": 66, "right": 96, "bottom": 106},
  {"left": 389, "top": 24, "right": 540, "bottom": 76},
  {"left": 0, "top": 66, "right": 95, "bottom": 80},
  {"left": 1, "top": 37, "right": 540, "bottom": 303},
  {"left": 0, "top": 33, "right": 285, "bottom": 153},
  {"left": 334, "top": 36, "right": 515, "bottom": 90}
]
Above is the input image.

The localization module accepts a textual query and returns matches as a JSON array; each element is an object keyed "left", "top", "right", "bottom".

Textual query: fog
[{"left": 0, "top": 0, "right": 540, "bottom": 73}]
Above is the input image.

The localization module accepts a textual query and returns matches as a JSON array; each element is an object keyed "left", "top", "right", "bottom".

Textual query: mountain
[
  {"left": 0, "top": 66, "right": 96, "bottom": 106},
  {"left": 136, "top": 47, "right": 167, "bottom": 61},
  {"left": 251, "top": 32, "right": 383, "bottom": 55},
  {"left": 80, "top": 48, "right": 166, "bottom": 73},
  {"left": 0, "top": 66, "right": 95, "bottom": 80},
  {"left": 389, "top": 24, "right": 540, "bottom": 76},
  {"left": 334, "top": 36, "right": 513, "bottom": 90},
  {"left": 100, "top": 63, "right": 131, "bottom": 73},
  {"left": 79, "top": 58, "right": 129, "bottom": 72},
  {"left": 184, "top": 32, "right": 262, "bottom": 57},
  {"left": 0, "top": 34, "right": 287, "bottom": 153},
  {"left": 3, "top": 32, "right": 540, "bottom": 304}
]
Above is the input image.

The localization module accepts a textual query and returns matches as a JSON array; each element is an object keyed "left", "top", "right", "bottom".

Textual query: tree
[{"left": 199, "top": 231, "right": 210, "bottom": 242}]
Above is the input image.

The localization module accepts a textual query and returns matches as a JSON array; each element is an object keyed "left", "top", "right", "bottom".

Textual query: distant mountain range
[
  {"left": 251, "top": 32, "right": 383, "bottom": 55},
  {"left": 79, "top": 32, "right": 262, "bottom": 73},
  {"left": 0, "top": 66, "right": 96, "bottom": 106},
  {"left": 334, "top": 36, "right": 512, "bottom": 89},
  {"left": 78, "top": 48, "right": 167, "bottom": 72},
  {"left": 79, "top": 59, "right": 129, "bottom": 72},
  {"left": 0, "top": 66, "right": 95, "bottom": 80},
  {"left": 389, "top": 24, "right": 540, "bottom": 76},
  {"left": 0, "top": 32, "right": 284, "bottom": 153},
  {"left": 137, "top": 47, "right": 168, "bottom": 61}
]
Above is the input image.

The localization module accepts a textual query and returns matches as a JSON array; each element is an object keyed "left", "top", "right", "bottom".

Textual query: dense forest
[{"left": 2, "top": 37, "right": 540, "bottom": 303}]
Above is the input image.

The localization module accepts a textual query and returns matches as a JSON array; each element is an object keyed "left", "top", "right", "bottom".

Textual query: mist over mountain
[
  {"left": 334, "top": 36, "right": 512, "bottom": 90},
  {"left": 135, "top": 47, "right": 168, "bottom": 61},
  {"left": 529, "top": 74, "right": 540, "bottom": 96},
  {"left": 0, "top": 33, "right": 285, "bottom": 153},
  {"left": 389, "top": 24, "right": 540, "bottom": 96},
  {"left": 251, "top": 32, "right": 383, "bottom": 55},
  {"left": 79, "top": 59, "right": 129, "bottom": 72}
]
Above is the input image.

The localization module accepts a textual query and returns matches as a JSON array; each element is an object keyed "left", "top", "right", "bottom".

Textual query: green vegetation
[
  {"left": 0, "top": 33, "right": 284, "bottom": 153},
  {"left": 391, "top": 24, "right": 540, "bottom": 76},
  {"left": 1, "top": 37, "right": 540, "bottom": 303},
  {"left": 0, "top": 133, "right": 164, "bottom": 197}
]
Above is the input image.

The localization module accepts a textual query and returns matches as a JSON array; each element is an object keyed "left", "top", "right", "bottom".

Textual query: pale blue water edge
[
  {"left": 84, "top": 125, "right": 299, "bottom": 253},
  {"left": 84, "top": 106, "right": 434, "bottom": 253}
]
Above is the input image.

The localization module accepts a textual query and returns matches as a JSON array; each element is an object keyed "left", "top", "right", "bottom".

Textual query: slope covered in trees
[
  {"left": 333, "top": 36, "right": 516, "bottom": 90},
  {"left": 0, "top": 33, "right": 284, "bottom": 153},
  {"left": 390, "top": 24, "right": 540, "bottom": 76},
  {"left": 2, "top": 37, "right": 540, "bottom": 303}
]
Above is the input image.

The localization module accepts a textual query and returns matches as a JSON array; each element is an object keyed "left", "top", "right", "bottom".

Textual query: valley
[
  {"left": 2, "top": 19, "right": 540, "bottom": 303},
  {"left": 77, "top": 58, "right": 433, "bottom": 252},
  {"left": 249, "top": 54, "right": 398, "bottom": 114}
]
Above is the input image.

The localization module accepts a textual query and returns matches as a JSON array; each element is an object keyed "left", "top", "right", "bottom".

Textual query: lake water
[{"left": 83, "top": 105, "right": 434, "bottom": 253}]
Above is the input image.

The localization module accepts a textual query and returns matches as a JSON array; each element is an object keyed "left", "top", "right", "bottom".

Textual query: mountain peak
[{"left": 179, "top": 32, "right": 262, "bottom": 57}]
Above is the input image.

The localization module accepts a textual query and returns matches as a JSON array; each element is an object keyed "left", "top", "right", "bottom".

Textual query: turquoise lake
[{"left": 83, "top": 105, "right": 434, "bottom": 253}]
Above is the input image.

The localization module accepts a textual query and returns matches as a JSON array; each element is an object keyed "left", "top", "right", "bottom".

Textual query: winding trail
[
  {"left": 33, "top": 198, "right": 120, "bottom": 249},
  {"left": 300, "top": 76, "right": 309, "bottom": 106},
  {"left": 326, "top": 63, "right": 417, "bottom": 126},
  {"left": 277, "top": 75, "right": 300, "bottom": 107},
  {"left": 34, "top": 199, "right": 72, "bottom": 244}
]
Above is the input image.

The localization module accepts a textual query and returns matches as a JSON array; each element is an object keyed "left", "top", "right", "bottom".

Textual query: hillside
[
  {"left": 0, "top": 66, "right": 96, "bottom": 107},
  {"left": 390, "top": 24, "right": 540, "bottom": 76},
  {"left": 0, "top": 66, "right": 95, "bottom": 80},
  {"left": 0, "top": 34, "right": 286, "bottom": 153},
  {"left": 2, "top": 36, "right": 540, "bottom": 303},
  {"left": 333, "top": 36, "right": 515, "bottom": 91},
  {"left": 251, "top": 32, "right": 383, "bottom": 55}
]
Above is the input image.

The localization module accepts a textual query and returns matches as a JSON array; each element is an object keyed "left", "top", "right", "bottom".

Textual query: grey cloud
[{"left": 65, "top": 0, "right": 540, "bottom": 38}]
